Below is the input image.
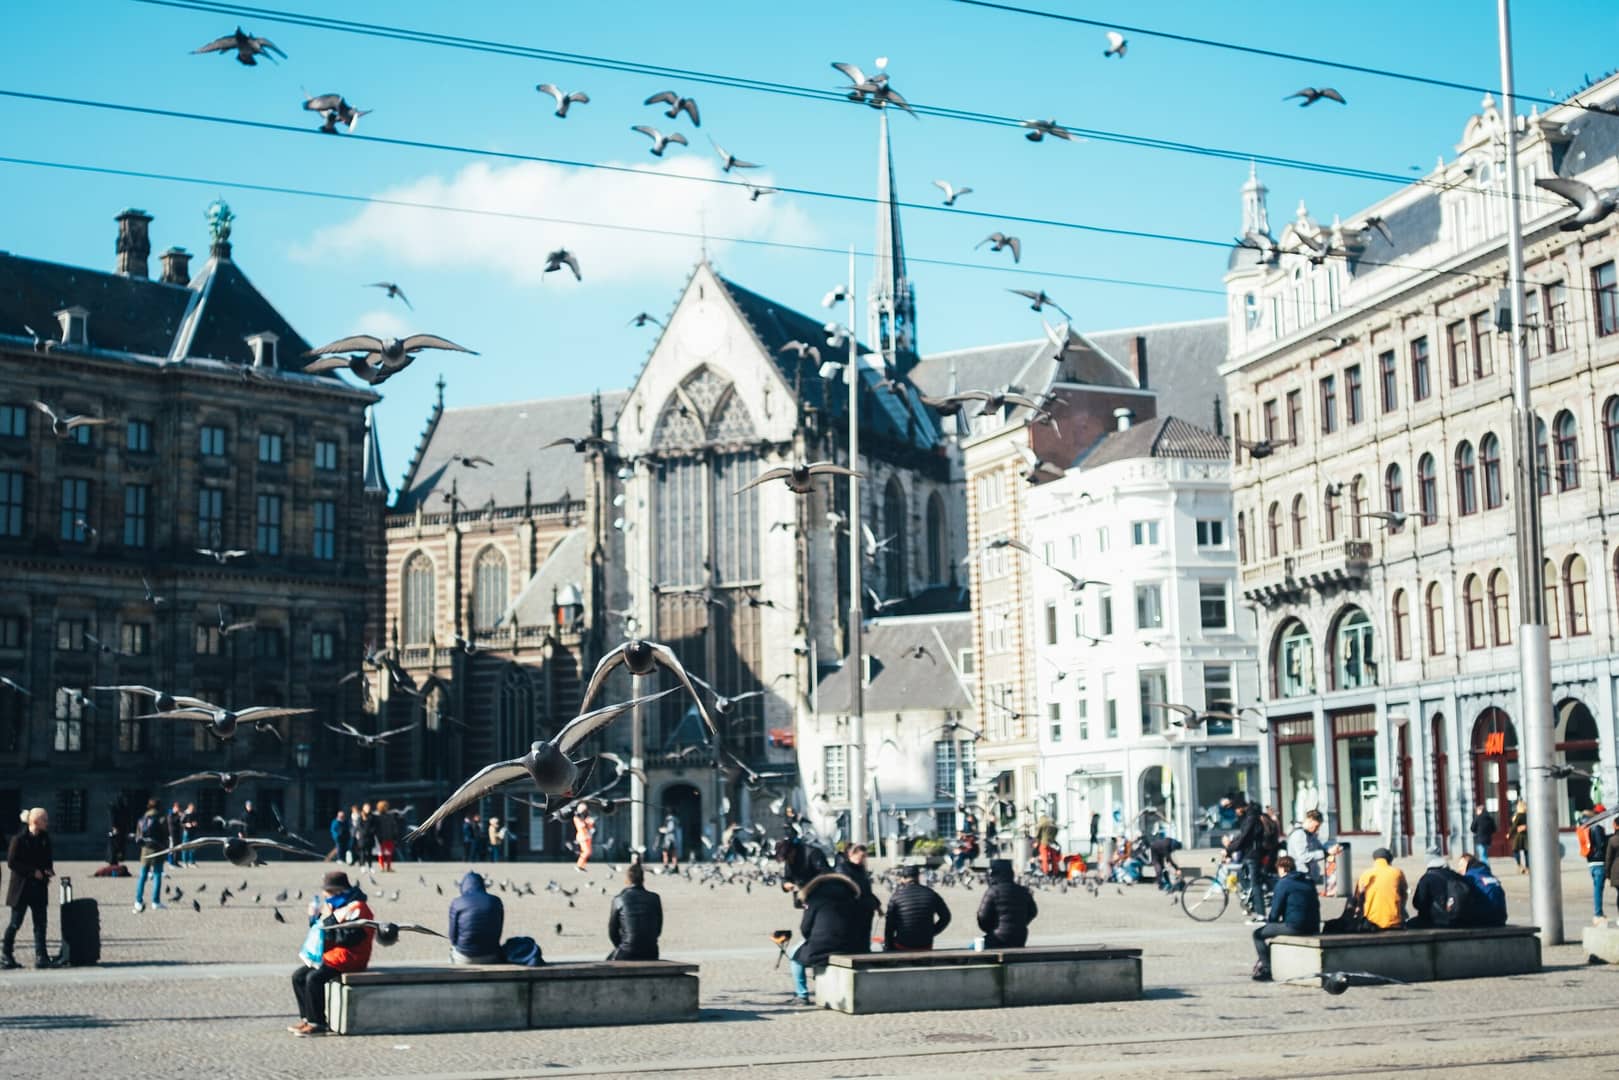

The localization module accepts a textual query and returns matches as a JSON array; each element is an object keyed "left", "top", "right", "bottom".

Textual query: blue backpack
[
  {"left": 1466, "top": 868, "right": 1508, "bottom": 926},
  {"left": 502, "top": 936, "right": 543, "bottom": 966}
]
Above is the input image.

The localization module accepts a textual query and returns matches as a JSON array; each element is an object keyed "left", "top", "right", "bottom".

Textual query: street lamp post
[
  {"left": 293, "top": 741, "right": 312, "bottom": 833},
  {"left": 845, "top": 245, "right": 868, "bottom": 847}
]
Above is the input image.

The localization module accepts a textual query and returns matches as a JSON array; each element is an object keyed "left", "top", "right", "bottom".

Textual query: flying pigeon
[
  {"left": 932, "top": 180, "right": 972, "bottom": 206},
  {"left": 139, "top": 701, "right": 312, "bottom": 742},
  {"left": 303, "top": 94, "right": 369, "bottom": 134},
  {"left": 628, "top": 312, "right": 663, "bottom": 328},
  {"left": 1535, "top": 177, "right": 1619, "bottom": 230},
  {"left": 709, "top": 138, "right": 758, "bottom": 172},
  {"left": 1020, "top": 119, "right": 1073, "bottom": 142},
  {"left": 734, "top": 461, "right": 860, "bottom": 496},
  {"left": 303, "top": 335, "right": 476, "bottom": 383},
  {"left": 645, "top": 91, "right": 700, "bottom": 126},
  {"left": 193, "top": 26, "right": 285, "bottom": 65},
  {"left": 541, "top": 435, "right": 610, "bottom": 453},
  {"left": 632, "top": 125, "right": 688, "bottom": 156},
  {"left": 163, "top": 770, "right": 291, "bottom": 794},
  {"left": 536, "top": 84, "right": 589, "bottom": 118},
  {"left": 31, "top": 401, "right": 112, "bottom": 439},
  {"left": 976, "top": 233, "right": 1022, "bottom": 262},
  {"left": 324, "top": 721, "right": 419, "bottom": 749},
  {"left": 1286, "top": 88, "right": 1347, "bottom": 107},
  {"left": 576, "top": 641, "right": 715, "bottom": 734},
  {"left": 543, "top": 248, "right": 582, "bottom": 281},
  {"left": 1009, "top": 288, "right": 1068, "bottom": 317},
  {"left": 151, "top": 836, "right": 323, "bottom": 868},
  {"left": 1103, "top": 31, "right": 1127, "bottom": 58},
  {"left": 365, "top": 282, "right": 412, "bottom": 309}
]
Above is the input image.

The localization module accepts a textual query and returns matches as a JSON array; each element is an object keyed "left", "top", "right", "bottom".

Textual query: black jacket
[
  {"left": 1226, "top": 808, "right": 1265, "bottom": 861},
  {"left": 1471, "top": 811, "right": 1497, "bottom": 845},
  {"left": 6, "top": 829, "right": 52, "bottom": 908},
  {"left": 836, "top": 857, "right": 879, "bottom": 951},
  {"left": 798, "top": 873, "right": 865, "bottom": 969},
  {"left": 1266, "top": 870, "right": 1320, "bottom": 932},
  {"left": 608, "top": 884, "right": 663, "bottom": 960},
  {"left": 1410, "top": 866, "right": 1478, "bottom": 928},
  {"left": 976, "top": 868, "right": 1038, "bottom": 949},
  {"left": 884, "top": 881, "right": 951, "bottom": 949},
  {"left": 447, "top": 872, "right": 504, "bottom": 958}
]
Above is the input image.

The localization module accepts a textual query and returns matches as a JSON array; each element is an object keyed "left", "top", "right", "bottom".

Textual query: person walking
[
  {"left": 3, "top": 808, "right": 54, "bottom": 969},
  {"left": 289, "top": 871, "right": 375, "bottom": 1037},
  {"left": 180, "top": 803, "right": 201, "bottom": 867},
  {"left": 659, "top": 812, "right": 681, "bottom": 872},
  {"left": 165, "top": 802, "right": 183, "bottom": 867},
  {"left": 1510, "top": 800, "right": 1529, "bottom": 874},
  {"left": 1251, "top": 854, "right": 1319, "bottom": 981},
  {"left": 353, "top": 804, "right": 375, "bottom": 871},
  {"left": 574, "top": 806, "right": 596, "bottom": 873},
  {"left": 448, "top": 870, "right": 503, "bottom": 964},
  {"left": 374, "top": 800, "right": 399, "bottom": 872},
  {"left": 132, "top": 799, "right": 168, "bottom": 913},
  {"left": 487, "top": 817, "right": 508, "bottom": 863},
  {"left": 328, "top": 809, "right": 350, "bottom": 864},
  {"left": 884, "top": 864, "right": 951, "bottom": 950},
  {"left": 977, "top": 858, "right": 1038, "bottom": 948},
  {"left": 1471, "top": 804, "right": 1497, "bottom": 863},
  {"left": 1580, "top": 805, "right": 1608, "bottom": 923},
  {"left": 607, "top": 862, "right": 662, "bottom": 960}
]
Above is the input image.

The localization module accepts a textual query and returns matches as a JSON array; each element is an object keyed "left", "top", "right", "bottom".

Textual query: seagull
[
  {"left": 140, "top": 702, "right": 312, "bottom": 742},
  {"left": 152, "top": 836, "right": 322, "bottom": 867},
  {"left": 196, "top": 546, "right": 249, "bottom": 564},
  {"left": 93, "top": 685, "right": 210, "bottom": 714},
  {"left": 1020, "top": 119, "right": 1073, "bottom": 142},
  {"left": 544, "top": 249, "right": 582, "bottom": 281},
  {"left": 451, "top": 454, "right": 493, "bottom": 469},
  {"left": 976, "top": 233, "right": 1022, "bottom": 263},
  {"left": 403, "top": 690, "right": 674, "bottom": 843},
  {"left": 365, "top": 282, "right": 413, "bottom": 309},
  {"left": 577, "top": 641, "right": 716, "bottom": 734},
  {"left": 1009, "top": 288, "right": 1069, "bottom": 317},
  {"left": 632, "top": 125, "right": 688, "bottom": 156},
  {"left": 645, "top": 91, "right": 700, "bottom": 126},
  {"left": 933, "top": 180, "right": 973, "bottom": 206},
  {"left": 303, "top": 335, "right": 476, "bottom": 381},
  {"left": 541, "top": 435, "right": 611, "bottom": 453},
  {"left": 1234, "top": 436, "right": 1293, "bottom": 460},
  {"left": 0, "top": 676, "right": 30, "bottom": 697},
  {"left": 1535, "top": 177, "right": 1619, "bottom": 231},
  {"left": 1286, "top": 87, "right": 1347, "bottom": 107},
  {"left": 325, "top": 721, "right": 419, "bottom": 749},
  {"left": 193, "top": 26, "right": 285, "bottom": 65},
  {"left": 1103, "top": 31, "right": 1128, "bottom": 58},
  {"left": 303, "top": 93, "right": 369, "bottom": 134},
  {"left": 31, "top": 401, "right": 112, "bottom": 439},
  {"left": 536, "top": 83, "right": 589, "bottom": 118},
  {"left": 628, "top": 312, "right": 663, "bottom": 328},
  {"left": 735, "top": 461, "right": 860, "bottom": 496},
  {"left": 708, "top": 138, "right": 759, "bottom": 172}
]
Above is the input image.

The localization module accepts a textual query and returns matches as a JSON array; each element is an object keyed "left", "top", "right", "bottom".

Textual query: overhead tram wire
[
  {"left": 0, "top": 90, "right": 1593, "bottom": 301},
  {"left": 0, "top": 155, "right": 1227, "bottom": 300},
  {"left": 127, "top": 0, "right": 1568, "bottom": 210}
]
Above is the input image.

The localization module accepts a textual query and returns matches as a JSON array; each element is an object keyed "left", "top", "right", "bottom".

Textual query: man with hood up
[
  {"left": 290, "top": 870, "right": 375, "bottom": 1037},
  {"left": 977, "top": 858, "right": 1038, "bottom": 948},
  {"left": 789, "top": 869, "right": 865, "bottom": 1006},
  {"left": 447, "top": 869, "right": 504, "bottom": 964}
]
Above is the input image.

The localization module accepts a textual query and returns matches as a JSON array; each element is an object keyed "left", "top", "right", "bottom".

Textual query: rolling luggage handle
[{"left": 57, "top": 876, "right": 73, "bottom": 904}]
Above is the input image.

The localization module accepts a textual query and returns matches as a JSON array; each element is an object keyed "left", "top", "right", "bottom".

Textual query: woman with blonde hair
[
  {"left": 374, "top": 800, "right": 398, "bottom": 872},
  {"left": 1510, "top": 799, "right": 1530, "bottom": 874}
]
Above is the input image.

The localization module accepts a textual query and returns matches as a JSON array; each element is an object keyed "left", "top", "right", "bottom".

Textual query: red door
[
  {"left": 1398, "top": 726, "right": 1413, "bottom": 854},
  {"left": 1471, "top": 708, "right": 1519, "bottom": 859},
  {"left": 1430, "top": 714, "right": 1449, "bottom": 855}
]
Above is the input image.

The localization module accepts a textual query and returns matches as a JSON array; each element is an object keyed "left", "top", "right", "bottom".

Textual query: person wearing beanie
[
  {"left": 288, "top": 869, "right": 374, "bottom": 1037},
  {"left": 976, "top": 858, "right": 1037, "bottom": 949}
]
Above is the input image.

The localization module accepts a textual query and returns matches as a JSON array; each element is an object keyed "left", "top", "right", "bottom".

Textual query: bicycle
[{"left": 1177, "top": 859, "right": 1275, "bottom": 922}]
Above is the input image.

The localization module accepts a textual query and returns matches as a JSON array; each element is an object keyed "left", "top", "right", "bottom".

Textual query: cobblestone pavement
[{"left": 2, "top": 853, "right": 1613, "bottom": 1078}]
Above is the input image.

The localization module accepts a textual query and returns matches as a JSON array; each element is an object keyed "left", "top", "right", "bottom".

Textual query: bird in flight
[
  {"left": 577, "top": 641, "right": 716, "bottom": 734},
  {"left": 324, "top": 721, "right": 420, "bottom": 749},
  {"left": 1286, "top": 87, "right": 1347, "bottom": 107},
  {"left": 1103, "top": 31, "right": 1128, "bottom": 58},
  {"left": 632, "top": 126, "right": 688, "bottom": 156},
  {"left": 152, "top": 835, "right": 321, "bottom": 867},
  {"left": 94, "top": 685, "right": 209, "bottom": 714},
  {"left": 404, "top": 689, "right": 674, "bottom": 842},
  {"left": 365, "top": 282, "right": 412, "bottom": 309},
  {"left": 0, "top": 676, "right": 30, "bottom": 697},
  {"left": 303, "top": 93, "right": 369, "bottom": 134},
  {"left": 544, "top": 248, "right": 582, "bottom": 281},
  {"left": 32, "top": 401, "right": 112, "bottom": 439},
  {"left": 1234, "top": 436, "right": 1293, "bottom": 460},
  {"left": 1535, "top": 177, "right": 1619, "bottom": 231},
  {"left": 1356, "top": 216, "right": 1394, "bottom": 245},
  {"left": 353, "top": 920, "right": 446, "bottom": 945},
  {"left": 735, "top": 461, "right": 861, "bottom": 496},
  {"left": 691, "top": 676, "right": 769, "bottom": 719},
  {"left": 932, "top": 180, "right": 973, "bottom": 206},
  {"left": 1020, "top": 118, "right": 1073, "bottom": 142},
  {"left": 451, "top": 454, "right": 493, "bottom": 469},
  {"left": 304, "top": 333, "right": 475, "bottom": 385},
  {"left": 542, "top": 435, "right": 611, "bottom": 453},
  {"left": 193, "top": 26, "right": 285, "bottom": 65},
  {"left": 645, "top": 91, "right": 700, "bottom": 126},
  {"left": 744, "top": 183, "right": 778, "bottom": 202},
  {"left": 628, "top": 312, "right": 663, "bottom": 328},
  {"left": 778, "top": 340, "right": 822, "bottom": 365},
  {"left": 976, "top": 233, "right": 1022, "bottom": 263},
  {"left": 709, "top": 138, "right": 759, "bottom": 172},
  {"left": 140, "top": 700, "right": 312, "bottom": 742},
  {"left": 831, "top": 60, "right": 915, "bottom": 115},
  {"left": 536, "top": 83, "right": 590, "bottom": 118},
  {"left": 1009, "top": 288, "right": 1069, "bottom": 318},
  {"left": 195, "top": 546, "right": 250, "bottom": 564},
  {"left": 163, "top": 770, "right": 290, "bottom": 794}
]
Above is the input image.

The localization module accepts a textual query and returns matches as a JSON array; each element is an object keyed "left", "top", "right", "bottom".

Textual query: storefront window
[
  {"left": 1275, "top": 717, "right": 1319, "bottom": 827},
  {"left": 1333, "top": 710, "right": 1380, "bottom": 833}
]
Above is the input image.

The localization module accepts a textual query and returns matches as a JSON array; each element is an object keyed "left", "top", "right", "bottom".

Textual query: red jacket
[{"left": 322, "top": 897, "right": 375, "bottom": 972}]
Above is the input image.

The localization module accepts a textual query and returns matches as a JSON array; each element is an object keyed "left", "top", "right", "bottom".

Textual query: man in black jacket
[
  {"left": 977, "top": 858, "right": 1037, "bottom": 948},
  {"left": 835, "top": 845, "right": 879, "bottom": 953},
  {"left": 608, "top": 862, "right": 663, "bottom": 960},
  {"left": 4, "top": 808, "right": 54, "bottom": 969},
  {"left": 884, "top": 864, "right": 951, "bottom": 950},
  {"left": 1409, "top": 850, "right": 1482, "bottom": 928},
  {"left": 1471, "top": 805, "right": 1497, "bottom": 862},
  {"left": 790, "top": 872, "right": 863, "bottom": 1005},
  {"left": 1223, "top": 800, "right": 1267, "bottom": 921},
  {"left": 775, "top": 837, "right": 831, "bottom": 908}
]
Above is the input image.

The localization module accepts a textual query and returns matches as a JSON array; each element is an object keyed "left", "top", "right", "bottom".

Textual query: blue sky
[{"left": 6, "top": 0, "right": 1618, "bottom": 483}]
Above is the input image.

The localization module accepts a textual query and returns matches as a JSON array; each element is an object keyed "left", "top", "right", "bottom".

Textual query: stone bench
[
  {"left": 325, "top": 961, "right": 699, "bottom": 1035},
  {"left": 1270, "top": 926, "right": 1541, "bottom": 985},
  {"left": 815, "top": 945, "right": 1142, "bottom": 1015},
  {"left": 1582, "top": 923, "right": 1619, "bottom": 964}
]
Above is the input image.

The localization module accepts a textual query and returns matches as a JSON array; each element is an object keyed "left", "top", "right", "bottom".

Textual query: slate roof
[
  {"left": 1555, "top": 109, "right": 1619, "bottom": 180},
  {"left": 817, "top": 612, "right": 974, "bottom": 715},
  {"left": 1077, "top": 415, "right": 1229, "bottom": 470},
  {"left": 909, "top": 337, "right": 1050, "bottom": 400},
  {"left": 395, "top": 391, "right": 625, "bottom": 513},
  {"left": 506, "top": 528, "right": 589, "bottom": 627},
  {"left": 1084, "top": 318, "right": 1227, "bottom": 430}
]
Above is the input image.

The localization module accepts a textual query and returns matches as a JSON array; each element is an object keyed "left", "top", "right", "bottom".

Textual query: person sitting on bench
[
  {"left": 290, "top": 871, "right": 375, "bottom": 1038},
  {"left": 977, "top": 858, "right": 1038, "bottom": 948},
  {"left": 1409, "top": 849, "right": 1481, "bottom": 929},
  {"left": 790, "top": 870, "right": 863, "bottom": 1006},
  {"left": 1251, "top": 854, "right": 1319, "bottom": 982},
  {"left": 448, "top": 870, "right": 503, "bottom": 964},
  {"left": 884, "top": 864, "right": 951, "bottom": 951},
  {"left": 608, "top": 861, "right": 662, "bottom": 960}
]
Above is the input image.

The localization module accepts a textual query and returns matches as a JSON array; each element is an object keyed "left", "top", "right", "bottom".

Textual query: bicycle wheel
[{"left": 1179, "top": 876, "right": 1230, "bottom": 922}]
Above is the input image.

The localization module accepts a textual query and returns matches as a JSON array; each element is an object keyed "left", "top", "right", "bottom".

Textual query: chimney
[
  {"left": 1113, "top": 407, "right": 1133, "bottom": 432},
  {"left": 1212, "top": 395, "right": 1225, "bottom": 436},
  {"left": 159, "top": 246, "right": 192, "bottom": 286},
  {"left": 114, "top": 209, "right": 153, "bottom": 278},
  {"left": 1129, "top": 334, "right": 1148, "bottom": 389}
]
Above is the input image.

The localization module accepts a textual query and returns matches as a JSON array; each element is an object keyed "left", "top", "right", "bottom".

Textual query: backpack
[
  {"left": 502, "top": 936, "right": 543, "bottom": 966},
  {"left": 1430, "top": 871, "right": 1475, "bottom": 928},
  {"left": 136, "top": 814, "right": 158, "bottom": 846},
  {"left": 1577, "top": 821, "right": 1606, "bottom": 859}
]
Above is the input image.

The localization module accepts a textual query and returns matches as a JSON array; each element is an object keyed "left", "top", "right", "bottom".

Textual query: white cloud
[{"left": 295, "top": 155, "right": 816, "bottom": 286}]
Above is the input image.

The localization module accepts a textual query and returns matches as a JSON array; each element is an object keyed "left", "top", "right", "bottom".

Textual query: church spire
[
  {"left": 1241, "top": 161, "right": 1271, "bottom": 239},
  {"left": 869, "top": 104, "right": 918, "bottom": 371},
  {"left": 362, "top": 405, "right": 388, "bottom": 497}
]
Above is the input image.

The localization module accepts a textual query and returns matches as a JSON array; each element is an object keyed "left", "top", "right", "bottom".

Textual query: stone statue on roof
[{"left": 205, "top": 198, "right": 234, "bottom": 245}]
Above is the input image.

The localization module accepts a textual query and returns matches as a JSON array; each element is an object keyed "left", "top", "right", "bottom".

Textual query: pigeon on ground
[
  {"left": 192, "top": 900, "right": 201, "bottom": 913},
  {"left": 735, "top": 461, "right": 860, "bottom": 496},
  {"left": 543, "top": 249, "right": 582, "bottom": 281},
  {"left": 1103, "top": 31, "right": 1127, "bottom": 58},
  {"left": 1286, "top": 88, "right": 1347, "bottom": 107},
  {"left": 645, "top": 91, "right": 700, "bottom": 126},
  {"left": 273, "top": 908, "right": 286, "bottom": 923},
  {"left": 1535, "top": 177, "right": 1619, "bottom": 230},
  {"left": 193, "top": 26, "right": 285, "bottom": 65},
  {"left": 933, "top": 180, "right": 972, "bottom": 206},
  {"left": 536, "top": 83, "right": 589, "bottom": 118},
  {"left": 365, "top": 282, "right": 412, "bottom": 309}
]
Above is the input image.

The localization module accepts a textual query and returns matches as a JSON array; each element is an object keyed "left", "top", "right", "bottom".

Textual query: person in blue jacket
[
  {"left": 1457, "top": 853, "right": 1508, "bottom": 926},
  {"left": 447, "top": 870, "right": 504, "bottom": 964},
  {"left": 1252, "top": 854, "right": 1320, "bottom": 981}
]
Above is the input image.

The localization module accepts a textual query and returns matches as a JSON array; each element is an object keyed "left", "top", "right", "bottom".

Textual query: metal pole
[
  {"left": 1497, "top": 0, "right": 1562, "bottom": 944},
  {"left": 847, "top": 243, "right": 867, "bottom": 846},
  {"left": 630, "top": 673, "right": 646, "bottom": 856}
]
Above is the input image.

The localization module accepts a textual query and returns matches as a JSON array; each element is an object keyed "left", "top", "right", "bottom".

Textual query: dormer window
[
  {"left": 244, "top": 331, "right": 279, "bottom": 369},
  {"left": 55, "top": 307, "right": 88, "bottom": 347}
]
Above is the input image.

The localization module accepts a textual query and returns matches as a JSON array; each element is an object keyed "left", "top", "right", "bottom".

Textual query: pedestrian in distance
[
  {"left": 132, "top": 799, "right": 168, "bottom": 913},
  {"left": 354, "top": 804, "right": 376, "bottom": 870},
  {"left": 574, "top": 805, "right": 596, "bottom": 872},
  {"left": 659, "top": 812, "right": 682, "bottom": 871},
  {"left": 1252, "top": 854, "right": 1319, "bottom": 981},
  {"left": 977, "top": 858, "right": 1037, "bottom": 948},
  {"left": 461, "top": 814, "right": 479, "bottom": 863},
  {"left": 884, "top": 863, "right": 951, "bottom": 950},
  {"left": 328, "top": 809, "right": 350, "bottom": 864},
  {"left": 180, "top": 803, "right": 201, "bottom": 866},
  {"left": 1579, "top": 805, "right": 1609, "bottom": 923},
  {"left": 1471, "top": 804, "right": 1497, "bottom": 863},
  {"left": 1510, "top": 800, "right": 1529, "bottom": 874},
  {"left": 607, "top": 861, "right": 662, "bottom": 960},
  {"left": 487, "top": 817, "right": 508, "bottom": 863},
  {"left": 448, "top": 870, "right": 503, "bottom": 964},
  {"left": 166, "top": 802, "right": 183, "bottom": 867},
  {"left": 374, "top": 799, "right": 399, "bottom": 872},
  {"left": 3, "top": 808, "right": 55, "bottom": 969},
  {"left": 289, "top": 870, "right": 375, "bottom": 1037}
]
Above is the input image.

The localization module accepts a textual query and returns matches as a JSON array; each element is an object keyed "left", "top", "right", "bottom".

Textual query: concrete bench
[
  {"left": 815, "top": 945, "right": 1142, "bottom": 1015},
  {"left": 325, "top": 961, "right": 699, "bottom": 1035},
  {"left": 1270, "top": 926, "right": 1541, "bottom": 985},
  {"left": 1582, "top": 923, "right": 1619, "bottom": 964}
]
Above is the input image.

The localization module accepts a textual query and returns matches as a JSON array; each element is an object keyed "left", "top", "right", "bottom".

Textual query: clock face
[{"left": 678, "top": 300, "right": 725, "bottom": 359}]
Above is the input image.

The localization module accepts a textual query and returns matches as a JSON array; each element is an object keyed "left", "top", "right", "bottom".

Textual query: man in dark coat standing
[
  {"left": 977, "top": 858, "right": 1037, "bottom": 948},
  {"left": 447, "top": 870, "right": 503, "bottom": 964},
  {"left": 835, "top": 844, "right": 879, "bottom": 953},
  {"left": 4, "top": 808, "right": 54, "bottom": 969},
  {"left": 1223, "top": 799, "right": 1268, "bottom": 918},
  {"left": 790, "top": 871, "right": 863, "bottom": 1005},
  {"left": 1471, "top": 805, "right": 1497, "bottom": 862},
  {"left": 1251, "top": 854, "right": 1319, "bottom": 981},
  {"left": 608, "top": 862, "right": 663, "bottom": 960},
  {"left": 884, "top": 864, "right": 951, "bottom": 950}
]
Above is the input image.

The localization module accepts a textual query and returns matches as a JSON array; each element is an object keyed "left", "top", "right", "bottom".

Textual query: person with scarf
[{"left": 289, "top": 870, "right": 375, "bottom": 1037}]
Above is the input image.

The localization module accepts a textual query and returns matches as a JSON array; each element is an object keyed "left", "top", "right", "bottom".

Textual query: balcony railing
[{"left": 1242, "top": 540, "right": 1371, "bottom": 605}]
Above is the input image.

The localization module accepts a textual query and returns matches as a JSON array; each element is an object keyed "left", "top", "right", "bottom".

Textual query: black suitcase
[{"left": 57, "top": 878, "right": 100, "bottom": 966}]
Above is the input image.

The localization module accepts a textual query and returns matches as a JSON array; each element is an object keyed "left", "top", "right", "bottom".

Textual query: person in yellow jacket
[{"left": 1353, "top": 847, "right": 1408, "bottom": 930}]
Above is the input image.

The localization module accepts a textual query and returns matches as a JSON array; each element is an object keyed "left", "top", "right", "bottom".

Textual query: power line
[
  {"left": 0, "top": 154, "right": 1227, "bottom": 300},
  {"left": 127, "top": 0, "right": 1570, "bottom": 209}
]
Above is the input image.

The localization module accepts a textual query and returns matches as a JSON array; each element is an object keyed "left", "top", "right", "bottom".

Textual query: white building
[{"left": 1027, "top": 416, "right": 1262, "bottom": 851}]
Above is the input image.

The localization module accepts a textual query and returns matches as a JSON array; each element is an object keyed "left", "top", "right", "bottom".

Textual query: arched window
[
  {"left": 1554, "top": 410, "right": 1580, "bottom": 491},
  {"left": 925, "top": 492, "right": 947, "bottom": 584},
  {"left": 1332, "top": 607, "right": 1375, "bottom": 689},
  {"left": 1237, "top": 511, "right": 1248, "bottom": 564},
  {"left": 1534, "top": 416, "right": 1550, "bottom": 496},
  {"left": 882, "top": 477, "right": 908, "bottom": 595},
  {"left": 1418, "top": 453, "right": 1438, "bottom": 525},
  {"left": 471, "top": 546, "right": 508, "bottom": 632},
  {"left": 1244, "top": 292, "right": 1259, "bottom": 330},
  {"left": 1322, "top": 485, "right": 1340, "bottom": 541},
  {"left": 1267, "top": 502, "right": 1282, "bottom": 557},
  {"left": 1425, "top": 582, "right": 1446, "bottom": 656},
  {"left": 1463, "top": 574, "right": 1485, "bottom": 650},
  {"left": 497, "top": 667, "right": 534, "bottom": 758},
  {"left": 1349, "top": 475, "right": 1367, "bottom": 539},
  {"left": 401, "top": 551, "right": 434, "bottom": 645},
  {"left": 1290, "top": 493, "right": 1308, "bottom": 549},
  {"left": 1604, "top": 396, "right": 1619, "bottom": 480},
  {"left": 1543, "top": 558, "right": 1561, "bottom": 638},
  {"left": 1564, "top": 553, "right": 1589, "bottom": 636},
  {"left": 1275, "top": 621, "right": 1315, "bottom": 698},
  {"left": 1454, "top": 441, "right": 1477, "bottom": 516},
  {"left": 1384, "top": 464, "right": 1404, "bottom": 532},
  {"left": 1391, "top": 589, "right": 1411, "bottom": 660},
  {"left": 1488, "top": 569, "right": 1512, "bottom": 647},
  {"left": 1480, "top": 433, "right": 1503, "bottom": 509}
]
